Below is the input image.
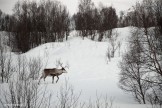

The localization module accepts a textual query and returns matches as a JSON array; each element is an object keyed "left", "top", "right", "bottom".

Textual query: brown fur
[{"left": 38, "top": 67, "right": 67, "bottom": 84}]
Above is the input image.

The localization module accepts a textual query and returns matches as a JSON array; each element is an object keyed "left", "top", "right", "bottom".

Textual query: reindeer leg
[
  {"left": 52, "top": 76, "right": 55, "bottom": 84},
  {"left": 38, "top": 75, "right": 44, "bottom": 84},
  {"left": 44, "top": 75, "right": 47, "bottom": 82},
  {"left": 56, "top": 76, "right": 59, "bottom": 83}
]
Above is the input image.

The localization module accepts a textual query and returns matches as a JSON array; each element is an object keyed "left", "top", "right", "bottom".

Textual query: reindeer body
[
  {"left": 44, "top": 68, "right": 64, "bottom": 76},
  {"left": 38, "top": 67, "right": 67, "bottom": 84}
]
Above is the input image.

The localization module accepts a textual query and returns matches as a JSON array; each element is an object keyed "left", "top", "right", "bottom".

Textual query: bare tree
[
  {"left": 109, "top": 30, "right": 118, "bottom": 58},
  {"left": 107, "top": 30, "right": 119, "bottom": 58},
  {"left": 55, "top": 79, "right": 81, "bottom": 108},
  {"left": 0, "top": 46, "right": 7, "bottom": 83},
  {"left": 3, "top": 53, "right": 15, "bottom": 83},
  {"left": 28, "top": 57, "right": 43, "bottom": 80},
  {"left": 119, "top": 0, "right": 162, "bottom": 105},
  {"left": 119, "top": 29, "right": 150, "bottom": 104},
  {"left": 0, "top": 35, "right": 14, "bottom": 83},
  {"left": 0, "top": 56, "right": 51, "bottom": 108}
]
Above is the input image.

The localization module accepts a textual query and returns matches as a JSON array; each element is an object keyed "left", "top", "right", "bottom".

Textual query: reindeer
[{"left": 38, "top": 62, "right": 68, "bottom": 84}]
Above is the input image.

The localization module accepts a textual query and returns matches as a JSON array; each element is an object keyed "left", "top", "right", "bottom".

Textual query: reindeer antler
[
  {"left": 55, "top": 59, "right": 69, "bottom": 69},
  {"left": 64, "top": 62, "right": 69, "bottom": 69},
  {"left": 59, "top": 62, "right": 63, "bottom": 68}
]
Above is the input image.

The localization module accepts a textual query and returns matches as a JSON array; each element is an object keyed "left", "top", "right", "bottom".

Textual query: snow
[
  {"left": 24, "top": 27, "right": 143, "bottom": 107},
  {"left": 0, "top": 27, "right": 155, "bottom": 108}
]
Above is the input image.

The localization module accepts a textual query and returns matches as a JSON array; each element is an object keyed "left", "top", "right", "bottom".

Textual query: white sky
[{"left": 0, "top": 0, "right": 142, "bottom": 15}]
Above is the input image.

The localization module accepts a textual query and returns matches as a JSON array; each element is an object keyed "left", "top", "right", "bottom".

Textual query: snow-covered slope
[
  {"left": 1, "top": 27, "right": 154, "bottom": 108},
  {"left": 22, "top": 27, "right": 155, "bottom": 108}
]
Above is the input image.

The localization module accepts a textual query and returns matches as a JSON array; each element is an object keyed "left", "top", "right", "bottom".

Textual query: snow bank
[
  {"left": 24, "top": 27, "right": 132, "bottom": 103},
  {"left": 0, "top": 27, "right": 155, "bottom": 108}
]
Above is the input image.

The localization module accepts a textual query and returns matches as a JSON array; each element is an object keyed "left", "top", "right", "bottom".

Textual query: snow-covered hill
[
  {"left": 24, "top": 27, "right": 130, "bottom": 101},
  {"left": 0, "top": 27, "right": 154, "bottom": 108}
]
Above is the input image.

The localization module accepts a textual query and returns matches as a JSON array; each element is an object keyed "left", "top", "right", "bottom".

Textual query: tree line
[
  {"left": 0, "top": 0, "right": 161, "bottom": 53},
  {"left": 0, "top": 0, "right": 119, "bottom": 52},
  {"left": 118, "top": 0, "right": 162, "bottom": 30},
  {"left": 0, "top": 0, "right": 70, "bottom": 53},
  {"left": 73, "top": 0, "right": 118, "bottom": 40}
]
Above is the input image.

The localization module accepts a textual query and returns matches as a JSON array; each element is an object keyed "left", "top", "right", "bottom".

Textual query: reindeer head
[
  {"left": 61, "top": 67, "right": 67, "bottom": 73},
  {"left": 58, "top": 61, "right": 69, "bottom": 73}
]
